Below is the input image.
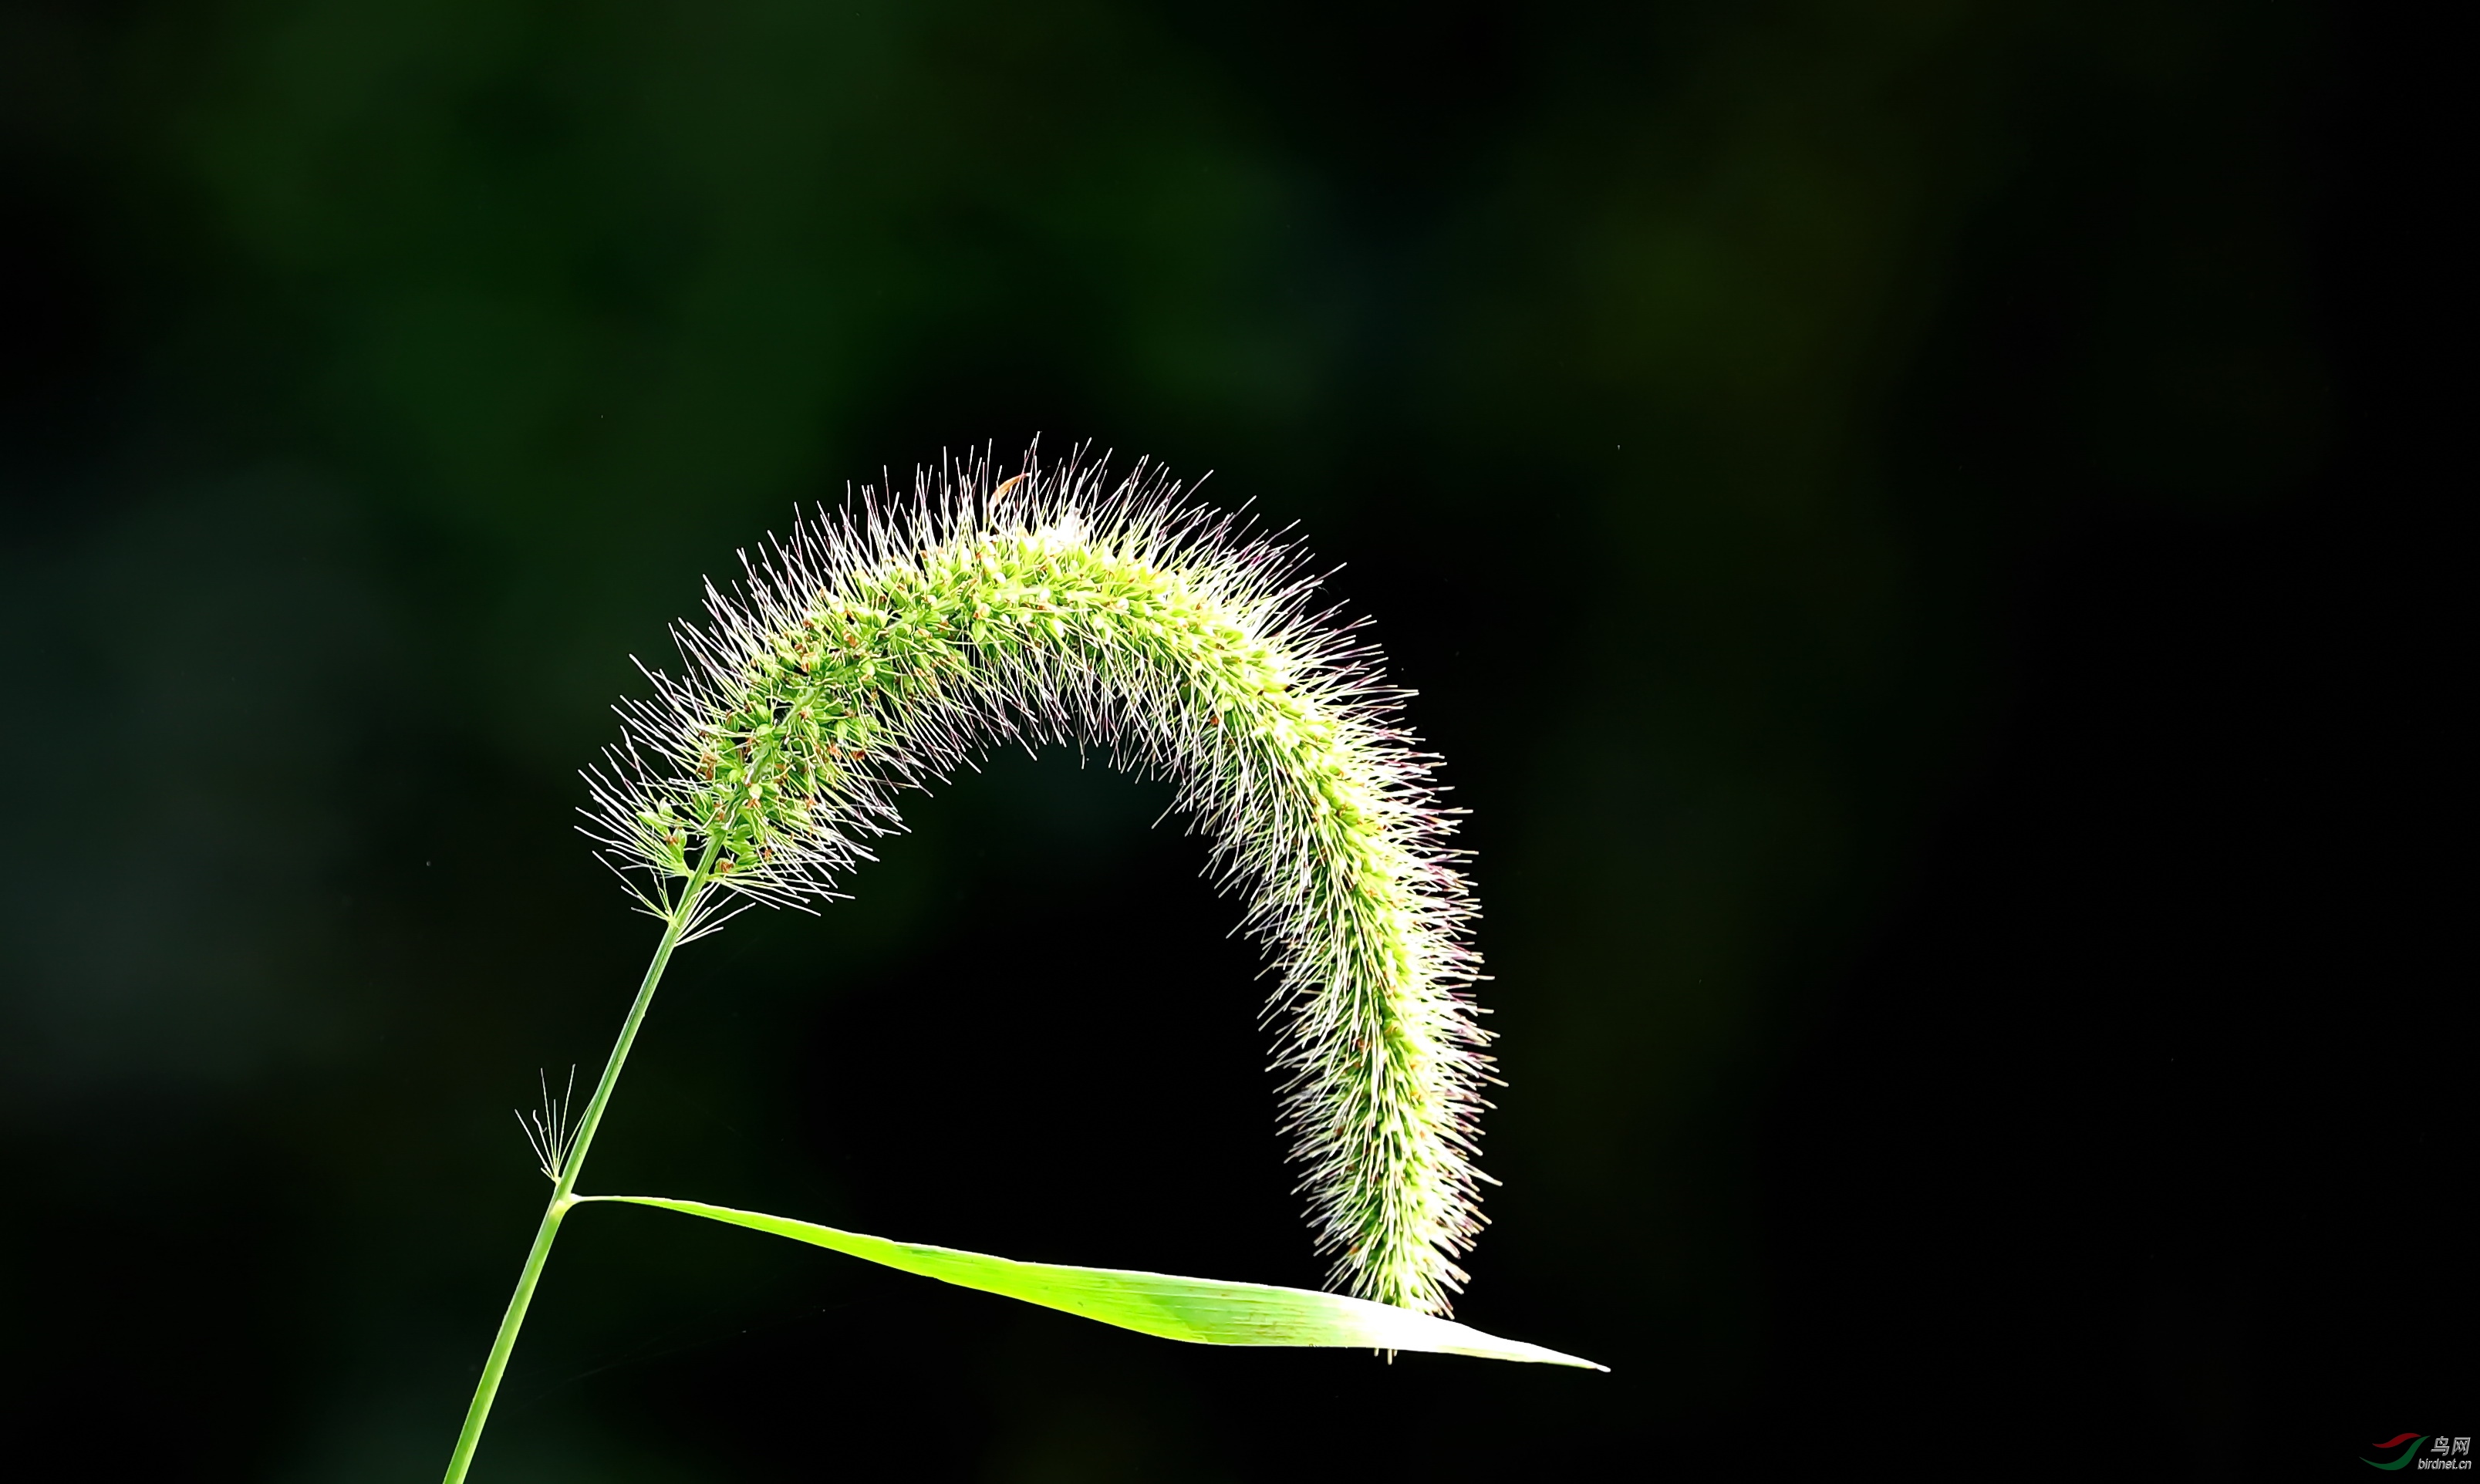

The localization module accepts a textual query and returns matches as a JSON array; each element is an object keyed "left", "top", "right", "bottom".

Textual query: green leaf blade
[{"left": 581, "top": 1195, "right": 1604, "bottom": 1371}]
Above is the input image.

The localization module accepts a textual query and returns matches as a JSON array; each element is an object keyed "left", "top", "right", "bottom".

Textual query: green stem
[{"left": 440, "top": 862, "right": 713, "bottom": 1484}]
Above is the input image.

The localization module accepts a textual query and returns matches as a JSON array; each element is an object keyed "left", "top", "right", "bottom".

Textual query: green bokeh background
[{"left": 3, "top": 0, "right": 2450, "bottom": 1479}]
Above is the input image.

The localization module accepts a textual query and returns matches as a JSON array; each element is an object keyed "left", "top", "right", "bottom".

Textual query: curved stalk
[
  {"left": 440, "top": 864, "right": 710, "bottom": 1484},
  {"left": 439, "top": 455, "right": 1512, "bottom": 1476}
]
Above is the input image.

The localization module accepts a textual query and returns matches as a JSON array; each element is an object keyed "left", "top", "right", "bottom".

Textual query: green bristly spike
[{"left": 440, "top": 449, "right": 1598, "bottom": 1484}]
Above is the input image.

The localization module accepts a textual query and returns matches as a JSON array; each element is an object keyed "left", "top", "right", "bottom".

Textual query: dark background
[{"left": 0, "top": 0, "right": 2460, "bottom": 1479}]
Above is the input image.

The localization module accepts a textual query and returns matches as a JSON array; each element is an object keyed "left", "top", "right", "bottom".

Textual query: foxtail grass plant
[{"left": 440, "top": 450, "right": 1600, "bottom": 1482}]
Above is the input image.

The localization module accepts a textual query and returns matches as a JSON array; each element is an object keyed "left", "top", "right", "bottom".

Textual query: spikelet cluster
[{"left": 585, "top": 450, "right": 1491, "bottom": 1315}]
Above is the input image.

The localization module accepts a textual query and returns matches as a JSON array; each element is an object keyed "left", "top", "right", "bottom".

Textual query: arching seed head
[{"left": 583, "top": 449, "right": 1494, "bottom": 1316}]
